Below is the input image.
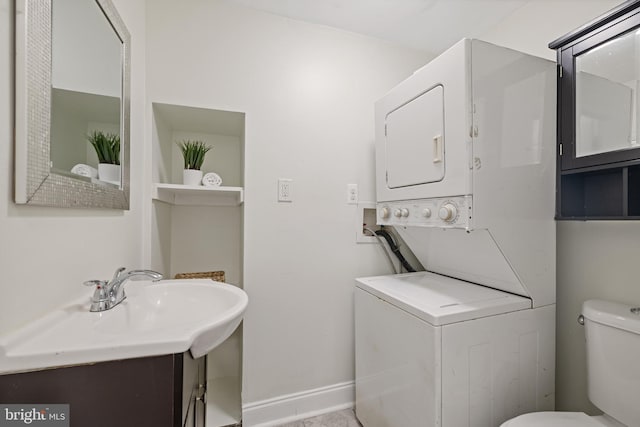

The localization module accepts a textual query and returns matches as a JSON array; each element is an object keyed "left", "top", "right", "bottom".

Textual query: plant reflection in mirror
[{"left": 87, "top": 130, "right": 121, "bottom": 165}]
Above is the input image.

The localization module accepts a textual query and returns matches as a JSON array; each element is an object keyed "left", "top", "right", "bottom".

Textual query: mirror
[
  {"left": 14, "top": 0, "right": 130, "bottom": 209},
  {"left": 575, "top": 28, "right": 640, "bottom": 158}
]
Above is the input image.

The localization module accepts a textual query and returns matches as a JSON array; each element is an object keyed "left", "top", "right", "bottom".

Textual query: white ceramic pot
[
  {"left": 98, "top": 163, "right": 121, "bottom": 185},
  {"left": 183, "top": 169, "right": 203, "bottom": 186}
]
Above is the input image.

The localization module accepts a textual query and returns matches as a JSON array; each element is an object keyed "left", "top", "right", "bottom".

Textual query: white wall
[
  {"left": 145, "top": 0, "right": 430, "bottom": 418},
  {"left": 481, "top": 0, "right": 620, "bottom": 61},
  {"left": 479, "top": 0, "right": 638, "bottom": 414},
  {"left": 0, "top": 0, "right": 146, "bottom": 336},
  {"left": 556, "top": 222, "right": 640, "bottom": 412}
]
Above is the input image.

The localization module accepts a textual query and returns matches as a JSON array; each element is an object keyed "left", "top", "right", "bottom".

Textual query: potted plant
[
  {"left": 87, "top": 130, "right": 121, "bottom": 184},
  {"left": 177, "top": 140, "right": 212, "bottom": 186}
]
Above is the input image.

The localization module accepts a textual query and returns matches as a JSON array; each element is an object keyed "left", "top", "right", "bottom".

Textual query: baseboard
[{"left": 242, "top": 381, "right": 355, "bottom": 427}]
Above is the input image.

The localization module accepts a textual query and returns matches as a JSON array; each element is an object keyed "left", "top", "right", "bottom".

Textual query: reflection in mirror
[
  {"left": 51, "top": 0, "right": 122, "bottom": 186},
  {"left": 575, "top": 29, "right": 640, "bottom": 158},
  {"left": 14, "top": 0, "right": 130, "bottom": 209}
]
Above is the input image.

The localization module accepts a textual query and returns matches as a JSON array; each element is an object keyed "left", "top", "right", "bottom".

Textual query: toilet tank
[{"left": 583, "top": 299, "right": 640, "bottom": 426}]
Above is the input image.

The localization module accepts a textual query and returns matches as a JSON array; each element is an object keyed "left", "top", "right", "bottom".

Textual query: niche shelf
[
  {"left": 152, "top": 183, "right": 243, "bottom": 206},
  {"left": 149, "top": 101, "right": 245, "bottom": 427},
  {"left": 151, "top": 101, "right": 245, "bottom": 200},
  {"left": 205, "top": 376, "right": 242, "bottom": 427}
]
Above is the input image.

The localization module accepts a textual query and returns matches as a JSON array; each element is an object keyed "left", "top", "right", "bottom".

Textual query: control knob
[
  {"left": 379, "top": 207, "right": 390, "bottom": 219},
  {"left": 438, "top": 203, "right": 458, "bottom": 222},
  {"left": 422, "top": 208, "right": 432, "bottom": 218},
  {"left": 394, "top": 209, "right": 402, "bottom": 218},
  {"left": 400, "top": 208, "right": 409, "bottom": 218}
]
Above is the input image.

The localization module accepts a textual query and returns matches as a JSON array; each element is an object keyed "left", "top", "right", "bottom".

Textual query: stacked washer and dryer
[{"left": 355, "top": 39, "right": 557, "bottom": 427}]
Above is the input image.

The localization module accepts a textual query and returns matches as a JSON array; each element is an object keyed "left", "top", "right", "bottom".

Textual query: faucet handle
[
  {"left": 83, "top": 280, "right": 109, "bottom": 307},
  {"left": 83, "top": 279, "right": 108, "bottom": 288},
  {"left": 84, "top": 280, "right": 110, "bottom": 311}
]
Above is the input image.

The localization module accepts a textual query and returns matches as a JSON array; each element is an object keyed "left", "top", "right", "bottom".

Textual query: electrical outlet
[
  {"left": 347, "top": 184, "right": 358, "bottom": 204},
  {"left": 278, "top": 178, "right": 292, "bottom": 202}
]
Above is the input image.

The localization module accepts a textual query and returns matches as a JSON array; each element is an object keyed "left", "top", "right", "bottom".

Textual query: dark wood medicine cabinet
[{"left": 550, "top": 0, "right": 640, "bottom": 219}]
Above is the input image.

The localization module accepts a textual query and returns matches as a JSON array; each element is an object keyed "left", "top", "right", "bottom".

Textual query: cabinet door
[
  {"left": 182, "top": 353, "right": 206, "bottom": 427},
  {"left": 195, "top": 357, "right": 206, "bottom": 427},
  {"left": 195, "top": 395, "right": 205, "bottom": 427},
  {"left": 559, "top": 11, "right": 640, "bottom": 171},
  {"left": 0, "top": 355, "right": 181, "bottom": 427}
]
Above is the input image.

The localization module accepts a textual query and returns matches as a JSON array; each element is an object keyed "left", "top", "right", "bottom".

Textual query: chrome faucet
[{"left": 84, "top": 267, "right": 163, "bottom": 312}]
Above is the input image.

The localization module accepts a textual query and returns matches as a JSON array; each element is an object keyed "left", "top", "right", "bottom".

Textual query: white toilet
[{"left": 502, "top": 299, "right": 640, "bottom": 427}]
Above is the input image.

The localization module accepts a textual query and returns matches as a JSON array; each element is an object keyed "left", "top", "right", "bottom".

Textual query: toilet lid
[{"left": 502, "top": 412, "right": 604, "bottom": 427}]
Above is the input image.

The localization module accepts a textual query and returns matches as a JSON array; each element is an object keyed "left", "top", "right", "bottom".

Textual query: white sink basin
[{"left": 0, "top": 279, "right": 248, "bottom": 374}]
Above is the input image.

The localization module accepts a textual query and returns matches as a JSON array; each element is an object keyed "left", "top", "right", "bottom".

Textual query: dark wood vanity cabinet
[
  {"left": 550, "top": 0, "right": 640, "bottom": 219},
  {"left": 0, "top": 353, "right": 205, "bottom": 427}
]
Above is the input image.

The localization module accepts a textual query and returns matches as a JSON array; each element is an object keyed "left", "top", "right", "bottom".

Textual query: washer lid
[
  {"left": 355, "top": 271, "right": 531, "bottom": 326},
  {"left": 500, "top": 412, "right": 602, "bottom": 427}
]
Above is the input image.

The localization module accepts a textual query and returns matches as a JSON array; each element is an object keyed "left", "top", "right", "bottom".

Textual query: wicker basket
[{"left": 174, "top": 270, "right": 225, "bottom": 282}]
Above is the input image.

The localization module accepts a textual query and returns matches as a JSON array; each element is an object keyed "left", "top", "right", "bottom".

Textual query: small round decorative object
[{"left": 202, "top": 172, "right": 222, "bottom": 187}]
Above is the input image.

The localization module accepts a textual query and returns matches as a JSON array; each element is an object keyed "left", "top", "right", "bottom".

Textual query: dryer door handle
[{"left": 433, "top": 135, "right": 443, "bottom": 163}]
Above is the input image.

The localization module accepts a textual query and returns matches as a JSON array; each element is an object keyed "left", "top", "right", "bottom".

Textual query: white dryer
[{"left": 356, "top": 39, "right": 557, "bottom": 427}]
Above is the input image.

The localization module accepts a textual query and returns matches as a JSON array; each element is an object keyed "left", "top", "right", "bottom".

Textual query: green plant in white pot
[
  {"left": 177, "top": 140, "right": 212, "bottom": 186},
  {"left": 87, "top": 130, "right": 121, "bottom": 185}
]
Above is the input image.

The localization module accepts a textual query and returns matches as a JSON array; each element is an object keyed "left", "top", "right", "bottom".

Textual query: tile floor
[{"left": 276, "top": 409, "right": 362, "bottom": 427}]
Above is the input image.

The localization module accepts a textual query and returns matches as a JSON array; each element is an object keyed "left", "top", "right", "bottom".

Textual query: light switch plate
[
  {"left": 278, "top": 178, "right": 292, "bottom": 202},
  {"left": 347, "top": 184, "right": 358, "bottom": 204}
]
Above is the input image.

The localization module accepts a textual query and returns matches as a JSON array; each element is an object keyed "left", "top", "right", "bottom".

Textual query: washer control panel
[{"left": 377, "top": 196, "right": 472, "bottom": 229}]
